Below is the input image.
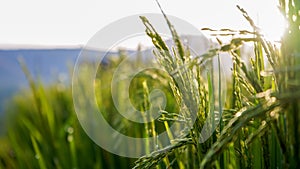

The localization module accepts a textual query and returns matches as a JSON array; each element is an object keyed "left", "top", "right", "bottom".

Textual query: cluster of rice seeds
[{"left": 135, "top": 1, "right": 300, "bottom": 169}]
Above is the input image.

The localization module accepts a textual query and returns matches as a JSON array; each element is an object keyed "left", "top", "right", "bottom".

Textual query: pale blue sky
[{"left": 0, "top": 0, "right": 285, "bottom": 47}]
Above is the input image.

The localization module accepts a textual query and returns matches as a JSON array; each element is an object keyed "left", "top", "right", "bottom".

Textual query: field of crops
[{"left": 0, "top": 0, "right": 300, "bottom": 168}]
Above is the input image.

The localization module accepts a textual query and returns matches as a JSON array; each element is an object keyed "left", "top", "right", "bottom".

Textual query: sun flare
[{"left": 239, "top": 0, "right": 287, "bottom": 42}]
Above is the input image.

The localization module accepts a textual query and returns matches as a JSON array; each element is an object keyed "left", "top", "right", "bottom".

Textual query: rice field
[{"left": 0, "top": 0, "right": 300, "bottom": 168}]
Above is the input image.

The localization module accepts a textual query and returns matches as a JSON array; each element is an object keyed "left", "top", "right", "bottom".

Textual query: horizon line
[{"left": 0, "top": 43, "right": 84, "bottom": 50}]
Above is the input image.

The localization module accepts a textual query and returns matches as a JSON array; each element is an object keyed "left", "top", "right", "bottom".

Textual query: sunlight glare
[{"left": 238, "top": 0, "right": 287, "bottom": 42}]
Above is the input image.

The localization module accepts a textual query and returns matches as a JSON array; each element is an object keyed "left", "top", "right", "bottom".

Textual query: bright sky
[{"left": 0, "top": 0, "right": 285, "bottom": 47}]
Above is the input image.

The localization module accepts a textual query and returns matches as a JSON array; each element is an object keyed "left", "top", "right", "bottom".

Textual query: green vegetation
[
  {"left": 0, "top": 0, "right": 300, "bottom": 168},
  {"left": 0, "top": 60, "right": 137, "bottom": 169},
  {"left": 134, "top": 1, "right": 300, "bottom": 168}
]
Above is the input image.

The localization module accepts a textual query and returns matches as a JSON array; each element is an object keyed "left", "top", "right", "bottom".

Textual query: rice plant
[
  {"left": 0, "top": 58, "right": 139, "bottom": 169},
  {"left": 134, "top": 0, "right": 300, "bottom": 168}
]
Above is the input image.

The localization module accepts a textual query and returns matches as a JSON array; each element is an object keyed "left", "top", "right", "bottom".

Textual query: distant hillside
[
  {"left": 0, "top": 49, "right": 70, "bottom": 117},
  {"left": 0, "top": 48, "right": 117, "bottom": 115}
]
